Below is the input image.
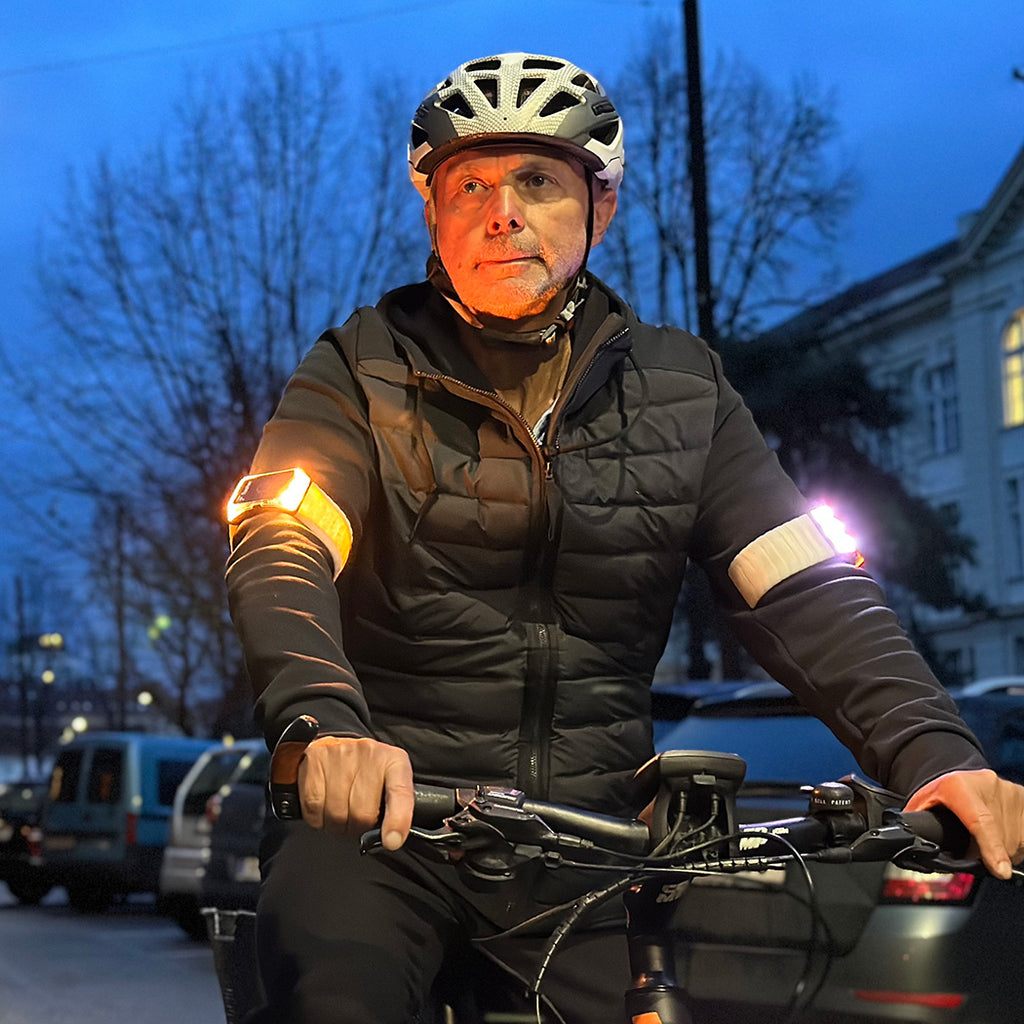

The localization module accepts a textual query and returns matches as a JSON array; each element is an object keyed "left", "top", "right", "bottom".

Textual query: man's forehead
[{"left": 439, "top": 144, "right": 584, "bottom": 177}]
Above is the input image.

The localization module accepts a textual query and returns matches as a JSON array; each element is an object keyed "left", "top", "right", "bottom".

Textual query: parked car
[
  {"left": 197, "top": 684, "right": 1024, "bottom": 1022},
  {"left": 200, "top": 746, "right": 272, "bottom": 912},
  {"left": 0, "top": 780, "right": 52, "bottom": 905},
  {"left": 656, "top": 682, "right": 1024, "bottom": 1024},
  {"left": 42, "top": 731, "right": 216, "bottom": 912},
  {"left": 947, "top": 675, "right": 1024, "bottom": 699},
  {"left": 158, "top": 739, "right": 264, "bottom": 937},
  {"left": 953, "top": 690, "right": 1024, "bottom": 785}
]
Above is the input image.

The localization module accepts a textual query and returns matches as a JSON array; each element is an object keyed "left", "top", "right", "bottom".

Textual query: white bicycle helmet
[{"left": 409, "top": 52, "right": 625, "bottom": 198}]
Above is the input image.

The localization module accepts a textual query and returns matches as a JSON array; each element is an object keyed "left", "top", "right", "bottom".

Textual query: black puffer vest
[{"left": 321, "top": 280, "right": 735, "bottom": 816}]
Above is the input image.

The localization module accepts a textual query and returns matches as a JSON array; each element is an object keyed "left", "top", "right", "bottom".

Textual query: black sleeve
[
  {"left": 690, "top": 350, "right": 987, "bottom": 797},
  {"left": 225, "top": 314, "right": 378, "bottom": 748}
]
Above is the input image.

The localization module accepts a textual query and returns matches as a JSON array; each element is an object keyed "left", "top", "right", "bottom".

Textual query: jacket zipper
[
  {"left": 545, "top": 325, "right": 630, "bottom": 459},
  {"left": 412, "top": 326, "right": 628, "bottom": 796}
]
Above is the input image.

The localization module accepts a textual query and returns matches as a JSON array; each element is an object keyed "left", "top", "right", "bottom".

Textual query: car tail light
[
  {"left": 125, "top": 812, "right": 138, "bottom": 846},
  {"left": 206, "top": 792, "right": 224, "bottom": 827},
  {"left": 23, "top": 825, "right": 43, "bottom": 859},
  {"left": 854, "top": 991, "right": 964, "bottom": 1009},
  {"left": 880, "top": 864, "right": 976, "bottom": 904}
]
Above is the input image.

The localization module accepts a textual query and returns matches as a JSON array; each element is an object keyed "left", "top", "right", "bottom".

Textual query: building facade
[{"left": 767, "top": 142, "right": 1024, "bottom": 683}]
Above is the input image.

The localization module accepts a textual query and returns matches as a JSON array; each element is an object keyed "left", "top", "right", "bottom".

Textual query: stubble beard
[{"left": 457, "top": 242, "right": 584, "bottom": 323}]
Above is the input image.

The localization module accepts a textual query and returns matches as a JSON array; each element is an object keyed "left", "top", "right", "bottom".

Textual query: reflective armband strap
[
  {"left": 728, "top": 514, "right": 837, "bottom": 609},
  {"left": 226, "top": 468, "right": 353, "bottom": 579}
]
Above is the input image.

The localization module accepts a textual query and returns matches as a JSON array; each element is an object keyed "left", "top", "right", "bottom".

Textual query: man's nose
[{"left": 486, "top": 185, "right": 524, "bottom": 235}]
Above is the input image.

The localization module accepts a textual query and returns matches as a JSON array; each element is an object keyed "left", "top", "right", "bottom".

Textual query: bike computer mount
[{"left": 633, "top": 750, "right": 747, "bottom": 852}]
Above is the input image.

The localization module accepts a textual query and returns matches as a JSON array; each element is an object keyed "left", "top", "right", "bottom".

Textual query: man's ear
[
  {"left": 424, "top": 197, "right": 440, "bottom": 253},
  {"left": 590, "top": 187, "right": 618, "bottom": 247}
]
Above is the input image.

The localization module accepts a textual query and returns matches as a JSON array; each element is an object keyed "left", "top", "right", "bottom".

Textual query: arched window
[{"left": 1002, "top": 310, "right": 1024, "bottom": 428}]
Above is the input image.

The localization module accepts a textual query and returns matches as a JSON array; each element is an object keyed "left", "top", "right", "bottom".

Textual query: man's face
[{"left": 429, "top": 146, "right": 616, "bottom": 328}]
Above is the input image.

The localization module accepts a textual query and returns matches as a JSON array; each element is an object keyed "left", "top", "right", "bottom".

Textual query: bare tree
[
  {"left": 9, "top": 43, "right": 422, "bottom": 733},
  {"left": 593, "top": 27, "right": 858, "bottom": 339}
]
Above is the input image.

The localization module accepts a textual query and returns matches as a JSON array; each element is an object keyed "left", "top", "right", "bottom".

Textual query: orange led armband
[{"left": 226, "top": 468, "right": 353, "bottom": 578}]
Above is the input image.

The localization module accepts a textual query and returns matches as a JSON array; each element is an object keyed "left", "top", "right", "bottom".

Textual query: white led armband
[
  {"left": 226, "top": 468, "right": 353, "bottom": 579},
  {"left": 728, "top": 514, "right": 837, "bottom": 609}
]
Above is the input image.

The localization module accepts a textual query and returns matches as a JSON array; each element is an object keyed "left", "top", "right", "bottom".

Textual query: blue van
[{"left": 41, "top": 732, "right": 215, "bottom": 912}]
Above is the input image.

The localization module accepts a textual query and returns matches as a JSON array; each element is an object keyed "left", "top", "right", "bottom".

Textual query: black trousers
[{"left": 244, "top": 821, "right": 634, "bottom": 1024}]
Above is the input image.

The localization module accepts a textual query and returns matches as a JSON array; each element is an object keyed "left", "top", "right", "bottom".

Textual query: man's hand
[
  {"left": 904, "top": 768, "right": 1024, "bottom": 879},
  {"left": 297, "top": 735, "right": 414, "bottom": 850}
]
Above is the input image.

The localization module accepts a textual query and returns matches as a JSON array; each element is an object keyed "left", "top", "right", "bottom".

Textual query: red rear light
[
  {"left": 205, "top": 792, "right": 224, "bottom": 827},
  {"left": 854, "top": 991, "right": 964, "bottom": 1009},
  {"left": 125, "top": 812, "right": 138, "bottom": 846},
  {"left": 23, "top": 825, "right": 43, "bottom": 859},
  {"left": 880, "top": 864, "right": 976, "bottom": 904}
]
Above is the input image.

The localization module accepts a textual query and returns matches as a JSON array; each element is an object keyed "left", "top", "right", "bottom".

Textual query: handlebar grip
[
  {"left": 269, "top": 716, "right": 464, "bottom": 827},
  {"left": 897, "top": 806, "right": 972, "bottom": 859},
  {"left": 269, "top": 715, "right": 320, "bottom": 820},
  {"left": 412, "top": 783, "right": 461, "bottom": 825}
]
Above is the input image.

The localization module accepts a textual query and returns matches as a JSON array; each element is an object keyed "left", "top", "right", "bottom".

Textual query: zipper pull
[{"left": 545, "top": 463, "right": 561, "bottom": 541}]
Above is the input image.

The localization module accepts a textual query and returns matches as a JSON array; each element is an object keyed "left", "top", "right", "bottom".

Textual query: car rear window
[
  {"left": 158, "top": 759, "right": 201, "bottom": 806},
  {"left": 87, "top": 748, "right": 124, "bottom": 804},
  {"left": 182, "top": 750, "right": 245, "bottom": 815},
  {"left": 49, "top": 749, "right": 85, "bottom": 803}
]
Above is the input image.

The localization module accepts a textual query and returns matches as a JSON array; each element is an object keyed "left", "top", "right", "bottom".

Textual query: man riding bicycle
[{"left": 225, "top": 52, "right": 1024, "bottom": 1024}]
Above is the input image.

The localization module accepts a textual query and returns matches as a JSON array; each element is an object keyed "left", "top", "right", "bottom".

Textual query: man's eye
[
  {"left": 461, "top": 180, "right": 485, "bottom": 194},
  {"left": 527, "top": 174, "right": 551, "bottom": 188}
]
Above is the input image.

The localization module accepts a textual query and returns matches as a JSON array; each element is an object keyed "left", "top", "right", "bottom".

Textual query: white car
[{"left": 158, "top": 739, "right": 263, "bottom": 937}]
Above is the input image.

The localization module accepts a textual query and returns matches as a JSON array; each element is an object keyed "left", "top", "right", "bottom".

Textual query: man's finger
[{"left": 380, "top": 755, "right": 415, "bottom": 850}]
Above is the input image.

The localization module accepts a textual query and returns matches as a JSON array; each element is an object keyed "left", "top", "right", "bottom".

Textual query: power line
[{"left": 0, "top": 1, "right": 451, "bottom": 80}]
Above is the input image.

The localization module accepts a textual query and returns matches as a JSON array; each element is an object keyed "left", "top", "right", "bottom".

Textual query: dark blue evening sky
[{"left": 1, "top": 0, "right": 1022, "bottom": 584}]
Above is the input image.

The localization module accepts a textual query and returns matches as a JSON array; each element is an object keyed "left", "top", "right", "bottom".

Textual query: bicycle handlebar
[{"left": 268, "top": 714, "right": 975, "bottom": 877}]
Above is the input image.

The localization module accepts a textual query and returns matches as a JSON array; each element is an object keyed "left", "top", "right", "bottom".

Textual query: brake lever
[
  {"left": 841, "top": 823, "right": 982, "bottom": 874},
  {"left": 359, "top": 823, "right": 468, "bottom": 859}
]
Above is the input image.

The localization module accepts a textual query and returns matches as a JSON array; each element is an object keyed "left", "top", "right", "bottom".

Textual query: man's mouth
[{"left": 477, "top": 254, "right": 540, "bottom": 268}]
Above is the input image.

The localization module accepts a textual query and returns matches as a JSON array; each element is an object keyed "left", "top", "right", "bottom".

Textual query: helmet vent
[
  {"left": 440, "top": 92, "right": 475, "bottom": 118},
  {"left": 475, "top": 76, "right": 499, "bottom": 108},
  {"left": 465, "top": 58, "right": 502, "bottom": 72},
  {"left": 572, "top": 73, "right": 598, "bottom": 91},
  {"left": 590, "top": 123, "right": 619, "bottom": 146},
  {"left": 411, "top": 124, "right": 429, "bottom": 147},
  {"left": 538, "top": 92, "right": 581, "bottom": 118},
  {"left": 523, "top": 57, "right": 564, "bottom": 71},
  {"left": 517, "top": 77, "right": 544, "bottom": 108}
]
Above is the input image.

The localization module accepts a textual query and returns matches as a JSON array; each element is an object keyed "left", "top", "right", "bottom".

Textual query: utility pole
[
  {"left": 115, "top": 502, "right": 128, "bottom": 730},
  {"left": 684, "top": 0, "right": 716, "bottom": 346},
  {"left": 15, "top": 575, "right": 31, "bottom": 775}
]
